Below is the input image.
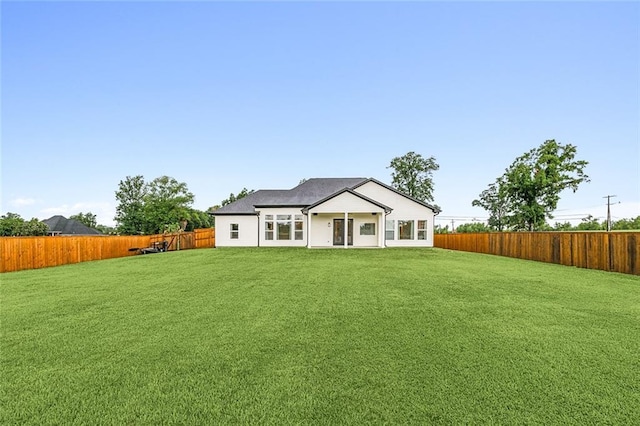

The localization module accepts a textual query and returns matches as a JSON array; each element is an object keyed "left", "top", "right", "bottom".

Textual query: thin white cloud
[{"left": 9, "top": 197, "right": 37, "bottom": 207}]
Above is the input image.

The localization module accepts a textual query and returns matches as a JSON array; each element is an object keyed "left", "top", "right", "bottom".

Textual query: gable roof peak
[{"left": 352, "top": 178, "right": 439, "bottom": 213}]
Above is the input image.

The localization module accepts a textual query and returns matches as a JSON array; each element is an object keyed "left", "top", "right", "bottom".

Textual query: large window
[
  {"left": 277, "top": 215, "right": 291, "bottom": 240},
  {"left": 418, "top": 220, "right": 427, "bottom": 240},
  {"left": 398, "top": 220, "right": 414, "bottom": 240},
  {"left": 360, "top": 223, "right": 376, "bottom": 236},
  {"left": 265, "top": 215, "right": 274, "bottom": 240},
  {"left": 385, "top": 220, "right": 394, "bottom": 240},
  {"left": 265, "top": 214, "right": 302, "bottom": 240},
  {"left": 294, "top": 215, "right": 304, "bottom": 240},
  {"left": 230, "top": 223, "right": 239, "bottom": 239}
]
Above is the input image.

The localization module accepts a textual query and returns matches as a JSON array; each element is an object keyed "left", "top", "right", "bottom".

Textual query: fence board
[
  {"left": 0, "top": 228, "right": 215, "bottom": 273},
  {"left": 434, "top": 232, "right": 640, "bottom": 275}
]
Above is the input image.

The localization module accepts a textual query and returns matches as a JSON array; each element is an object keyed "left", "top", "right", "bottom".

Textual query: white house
[{"left": 212, "top": 178, "right": 439, "bottom": 248}]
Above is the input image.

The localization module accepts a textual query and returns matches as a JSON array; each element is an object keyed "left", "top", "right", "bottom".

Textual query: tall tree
[
  {"left": 471, "top": 181, "right": 510, "bottom": 231},
  {"left": 70, "top": 212, "right": 97, "bottom": 229},
  {"left": 114, "top": 175, "right": 147, "bottom": 235},
  {"left": 184, "top": 208, "right": 214, "bottom": 231},
  {"left": 473, "top": 140, "right": 589, "bottom": 231},
  {"left": 388, "top": 151, "right": 439, "bottom": 203},
  {"left": 221, "top": 188, "right": 254, "bottom": 206},
  {"left": 143, "top": 175, "right": 195, "bottom": 234},
  {"left": 503, "top": 140, "right": 589, "bottom": 230}
]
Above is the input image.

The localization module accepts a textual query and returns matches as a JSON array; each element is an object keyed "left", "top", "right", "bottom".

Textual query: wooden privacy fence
[
  {"left": 434, "top": 232, "right": 639, "bottom": 275},
  {"left": 0, "top": 228, "right": 215, "bottom": 273}
]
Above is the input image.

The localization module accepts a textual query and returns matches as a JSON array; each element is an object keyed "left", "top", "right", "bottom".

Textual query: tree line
[
  {"left": 0, "top": 175, "right": 256, "bottom": 237},
  {"left": 435, "top": 215, "right": 640, "bottom": 234},
  {"left": 2, "top": 140, "right": 638, "bottom": 236},
  {"left": 0, "top": 175, "right": 214, "bottom": 236}
]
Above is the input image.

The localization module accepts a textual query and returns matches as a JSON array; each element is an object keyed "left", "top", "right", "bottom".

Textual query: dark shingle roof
[
  {"left": 212, "top": 178, "right": 368, "bottom": 215},
  {"left": 257, "top": 178, "right": 369, "bottom": 206},
  {"left": 211, "top": 177, "right": 439, "bottom": 215},
  {"left": 212, "top": 190, "right": 292, "bottom": 215},
  {"left": 42, "top": 215, "right": 103, "bottom": 235}
]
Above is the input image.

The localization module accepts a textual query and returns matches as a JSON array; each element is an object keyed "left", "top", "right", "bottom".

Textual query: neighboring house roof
[
  {"left": 211, "top": 177, "right": 438, "bottom": 215},
  {"left": 42, "top": 215, "right": 103, "bottom": 235}
]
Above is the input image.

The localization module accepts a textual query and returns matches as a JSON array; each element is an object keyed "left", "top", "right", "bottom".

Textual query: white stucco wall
[
  {"left": 352, "top": 214, "right": 382, "bottom": 247},
  {"left": 308, "top": 191, "right": 386, "bottom": 214},
  {"left": 309, "top": 214, "right": 334, "bottom": 247},
  {"left": 354, "top": 181, "right": 436, "bottom": 247},
  {"left": 214, "top": 215, "right": 259, "bottom": 247}
]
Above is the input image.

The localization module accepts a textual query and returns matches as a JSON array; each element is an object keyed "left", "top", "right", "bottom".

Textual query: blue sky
[{"left": 2, "top": 1, "right": 638, "bottom": 228}]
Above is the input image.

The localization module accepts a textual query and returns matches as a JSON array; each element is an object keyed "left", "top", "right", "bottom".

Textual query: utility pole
[
  {"left": 603, "top": 195, "right": 617, "bottom": 232},
  {"left": 451, "top": 219, "right": 455, "bottom": 233}
]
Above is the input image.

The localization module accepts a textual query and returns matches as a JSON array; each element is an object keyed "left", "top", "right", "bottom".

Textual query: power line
[{"left": 603, "top": 195, "right": 617, "bottom": 232}]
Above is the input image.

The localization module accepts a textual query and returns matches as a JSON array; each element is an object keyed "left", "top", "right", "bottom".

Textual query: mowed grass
[{"left": 1, "top": 248, "right": 639, "bottom": 424}]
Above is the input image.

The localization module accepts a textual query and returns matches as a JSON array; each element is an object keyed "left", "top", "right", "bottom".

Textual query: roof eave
[
  {"left": 209, "top": 212, "right": 259, "bottom": 216},
  {"left": 253, "top": 204, "right": 308, "bottom": 208}
]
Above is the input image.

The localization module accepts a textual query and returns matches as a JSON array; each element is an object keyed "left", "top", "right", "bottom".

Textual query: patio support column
[
  {"left": 307, "top": 213, "right": 311, "bottom": 248},
  {"left": 379, "top": 212, "right": 383, "bottom": 248},
  {"left": 344, "top": 211, "right": 348, "bottom": 248}
]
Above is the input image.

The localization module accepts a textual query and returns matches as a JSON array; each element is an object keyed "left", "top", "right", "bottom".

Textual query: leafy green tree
[
  {"left": 472, "top": 181, "right": 510, "bottom": 231},
  {"left": 184, "top": 208, "right": 214, "bottom": 231},
  {"left": 575, "top": 215, "right": 605, "bottom": 231},
  {"left": 612, "top": 216, "right": 640, "bottom": 230},
  {"left": 388, "top": 151, "right": 440, "bottom": 203},
  {"left": 434, "top": 224, "right": 450, "bottom": 234},
  {"left": 222, "top": 188, "right": 254, "bottom": 207},
  {"left": 96, "top": 224, "right": 117, "bottom": 235},
  {"left": 114, "top": 175, "right": 147, "bottom": 235},
  {"left": 143, "top": 176, "right": 195, "bottom": 234},
  {"left": 70, "top": 212, "right": 97, "bottom": 229},
  {"left": 475, "top": 140, "right": 589, "bottom": 231},
  {"left": 22, "top": 218, "right": 49, "bottom": 236},
  {"left": 115, "top": 175, "right": 209, "bottom": 234},
  {"left": 552, "top": 221, "right": 573, "bottom": 231},
  {"left": 455, "top": 222, "right": 492, "bottom": 233},
  {"left": 0, "top": 212, "right": 25, "bottom": 236},
  {"left": 0, "top": 213, "right": 48, "bottom": 236},
  {"left": 537, "top": 222, "right": 554, "bottom": 231}
]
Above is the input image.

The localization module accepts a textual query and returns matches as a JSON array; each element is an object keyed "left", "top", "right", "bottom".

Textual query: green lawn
[{"left": 2, "top": 248, "right": 639, "bottom": 424}]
